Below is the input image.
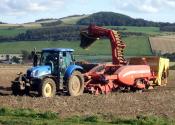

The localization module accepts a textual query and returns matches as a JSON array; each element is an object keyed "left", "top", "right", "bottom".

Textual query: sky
[{"left": 0, "top": 0, "right": 175, "bottom": 24}]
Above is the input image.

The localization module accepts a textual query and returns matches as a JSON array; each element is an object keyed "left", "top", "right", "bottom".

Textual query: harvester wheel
[
  {"left": 39, "top": 78, "right": 56, "bottom": 97},
  {"left": 67, "top": 71, "right": 84, "bottom": 96},
  {"left": 161, "top": 69, "right": 169, "bottom": 86}
]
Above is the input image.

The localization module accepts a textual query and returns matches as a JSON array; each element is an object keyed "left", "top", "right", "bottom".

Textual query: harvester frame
[{"left": 80, "top": 25, "right": 169, "bottom": 94}]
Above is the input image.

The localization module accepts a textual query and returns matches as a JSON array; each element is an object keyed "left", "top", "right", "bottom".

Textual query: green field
[
  {"left": 0, "top": 24, "right": 159, "bottom": 60},
  {"left": 0, "top": 28, "right": 26, "bottom": 37},
  {"left": 0, "top": 36, "right": 152, "bottom": 56},
  {"left": 123, "top": 36, "right": 152, "bottom": 56},
  {"left": 0, "top": 24, "right": 163, "bottom": 37},
  {"left": 0, "top": 24, "right": 41, "bottom": 29},
  {"left": 0, "top": 24, "right": 40, "bottom": 37},
  {"left": 119, "top": 26, "right": 160, "bottom": 35},
  {"left": 0, "top": 108, "right": 173, "bottom": 125},
  {"left": 107, "top": 26, "right": 161, "bottom": 35}
]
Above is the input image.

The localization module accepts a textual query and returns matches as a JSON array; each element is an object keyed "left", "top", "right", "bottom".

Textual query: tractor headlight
[{"left": 31, "top": 70, "right": 39, "bottom": 77}]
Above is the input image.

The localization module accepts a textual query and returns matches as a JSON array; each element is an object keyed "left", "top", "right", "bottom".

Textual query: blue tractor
[{"left": 11, "top": 48, "right": 84, "bottom": 97}]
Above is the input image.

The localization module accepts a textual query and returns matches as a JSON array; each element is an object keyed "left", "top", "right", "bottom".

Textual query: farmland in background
[
  {"left": 107, "top": 26, "right": 161, "bottom": 35},
  {"left": 0, "top": 23, "right": 41, "bottom": 29},
  {"left": 0, "top": 36, "right": 152, "bottom": 57},
  {"left": 0, "top": 24, "right": 156, "bottom": 56},
  {"left": 0, "top": 28, "right": 27, "bottom": 37},
  {"left": 1, "top": 19, "right": 175, "bottom": 63},
  {"left": 150, "top": 35, "right": 175, "bottom": 54},
  {"left": 0, "top": 24, "right": 41, "bottom": 37},
  {"left": 0, "top": 25, "right": 163, "bottom": 38},
  {"left": 60, "top": 15, "right": 88, "bottom": 25},
  {"left": 0, "top": 22, "right": 168, "bottom": 60}
]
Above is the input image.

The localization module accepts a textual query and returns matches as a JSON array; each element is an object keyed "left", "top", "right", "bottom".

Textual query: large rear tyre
[
  {"left": 161, "top": 69, "right": 169, "bottom": 86},
  {"left": 38, "top": 78, "right": 56, "bottom": 97},
  {"left": 67, "top": 71, "right": 84, "bottom": 96}
]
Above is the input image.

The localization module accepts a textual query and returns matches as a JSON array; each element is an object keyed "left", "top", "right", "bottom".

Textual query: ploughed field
[
  {"left": 149, "top": 35, "right": 175, "bottom": 54},
  {"left": 0, "top": 65, "right": 175, "bottom": 119}
]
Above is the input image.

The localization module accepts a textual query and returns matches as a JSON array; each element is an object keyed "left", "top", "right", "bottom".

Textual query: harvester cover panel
[
  {"left": 114, "top": 65, "right": 151, "bottom": 85},
  {"left": 128, "top": 57, "right": 169, "bottom": 85},
  {"left": 155, "top": 57, "right": 169, "bottom": 85}
]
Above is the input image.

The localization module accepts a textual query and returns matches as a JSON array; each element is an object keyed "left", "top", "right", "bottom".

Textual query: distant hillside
[
  {"left": 35, "top": 18, "right": 58, "bottom": 23},
  {"left": 33, "top": 15, "right": 88, "bottom": 25},
  {"left": 34, "top": 12, "right": 162, "bottom": 26},
  {"left": 60, "top": 14, "right": 88, "bottom": 25},
  {"left": 76, "top": 12, "right": 173, "bottom": 27},
  {"left": 34, "top": 18, "right": 60, "bottom": 26},
  {"left": 19, "top": 12, "right": 175, "bottom": 28},
  {"left": 60, "top": 14, "right": 87, "bottom": 20},
  {"left": 0, "top": 11, "right": 174, "bottom": 43}
]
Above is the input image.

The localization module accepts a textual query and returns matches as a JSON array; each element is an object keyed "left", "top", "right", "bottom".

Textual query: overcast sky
[{"left": 1, "top": 0, "right": 175, "bottom": 24}]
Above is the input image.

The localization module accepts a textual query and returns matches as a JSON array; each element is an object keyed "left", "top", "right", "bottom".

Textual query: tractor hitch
[{"left": 11, "top": 72, "right": 30, "bottom": 96}]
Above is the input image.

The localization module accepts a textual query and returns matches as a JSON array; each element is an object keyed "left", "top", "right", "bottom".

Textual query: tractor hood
[{"left": 27, "top": 66, "right": 51, "bottom": 78}]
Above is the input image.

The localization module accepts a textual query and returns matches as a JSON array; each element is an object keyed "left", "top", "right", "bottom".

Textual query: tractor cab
[
  {"left": 40, "top": 48, "right": 74, "bottom": 76},
  {"left": 27, "top": 48, "right": 75, "bottom": 79}
]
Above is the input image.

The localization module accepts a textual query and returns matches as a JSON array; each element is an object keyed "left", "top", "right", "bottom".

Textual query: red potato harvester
[{"left": 80, "top": 25, "right": 169, "bottom": 94}]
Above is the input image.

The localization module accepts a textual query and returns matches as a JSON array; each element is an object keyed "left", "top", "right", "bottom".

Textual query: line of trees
[
  {"left": 40, "top": 20, "right": 63, "bottom": 27},
  {"left": 35, "top": 18, "right": 58, "bottom": 22},
  {"left": 13, "top": 26, "right": 147, "bottom": 41},
  {"left": 0, "top": 25, "right": 148, "bottom": 42},
  {"left": 15, "top": 25, "right": 85, "bottom": 41}
]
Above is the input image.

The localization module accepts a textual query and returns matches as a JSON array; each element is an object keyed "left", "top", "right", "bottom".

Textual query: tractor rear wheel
[
  {"left": 39, "top": 78, "right": 56, "bottom": 97},
  {"left": 67, "top": 71, "right": 84, "bottom": 96}
]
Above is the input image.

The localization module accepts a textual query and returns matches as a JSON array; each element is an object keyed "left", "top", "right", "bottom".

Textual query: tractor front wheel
[
  {"left": 67, "top": 71, "right": 84, "bottom": 96},
  {"left": 39, "top": 78, "right": 56, "bottom": 97}
]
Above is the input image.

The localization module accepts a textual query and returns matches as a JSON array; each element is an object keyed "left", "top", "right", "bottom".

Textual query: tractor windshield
[{"left": 40, "top": 51, "right": 58, "bottom": 66}]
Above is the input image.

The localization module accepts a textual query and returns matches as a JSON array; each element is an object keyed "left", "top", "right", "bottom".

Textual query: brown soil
[
  {"left": 149, "top": 36, "right": 175, "bottom": 54},
  {"left": 0, "top": 65, "right": 175, "bottom": 119}
]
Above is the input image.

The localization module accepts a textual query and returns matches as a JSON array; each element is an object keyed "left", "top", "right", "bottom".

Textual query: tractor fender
[{"left": 64, "top": 65, "right": 83, "bottom": 79}]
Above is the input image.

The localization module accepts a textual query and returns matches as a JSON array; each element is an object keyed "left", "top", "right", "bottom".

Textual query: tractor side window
[
  {"left": 60, "top": 52, "right": 66, "bottom": 68},
  {"left": 63, "top": 52, "right": 66, "bottom": 57},
  {"left": 40, "top": 52, "right": 50, "bottom": 65},
  {"left": 67, "top": 52, "right": 73, "bottom": 65}
]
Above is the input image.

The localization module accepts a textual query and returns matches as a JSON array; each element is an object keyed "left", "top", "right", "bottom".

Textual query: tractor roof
[{"left": 42, "top": 48, "right": 74, "bottom": 52}]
